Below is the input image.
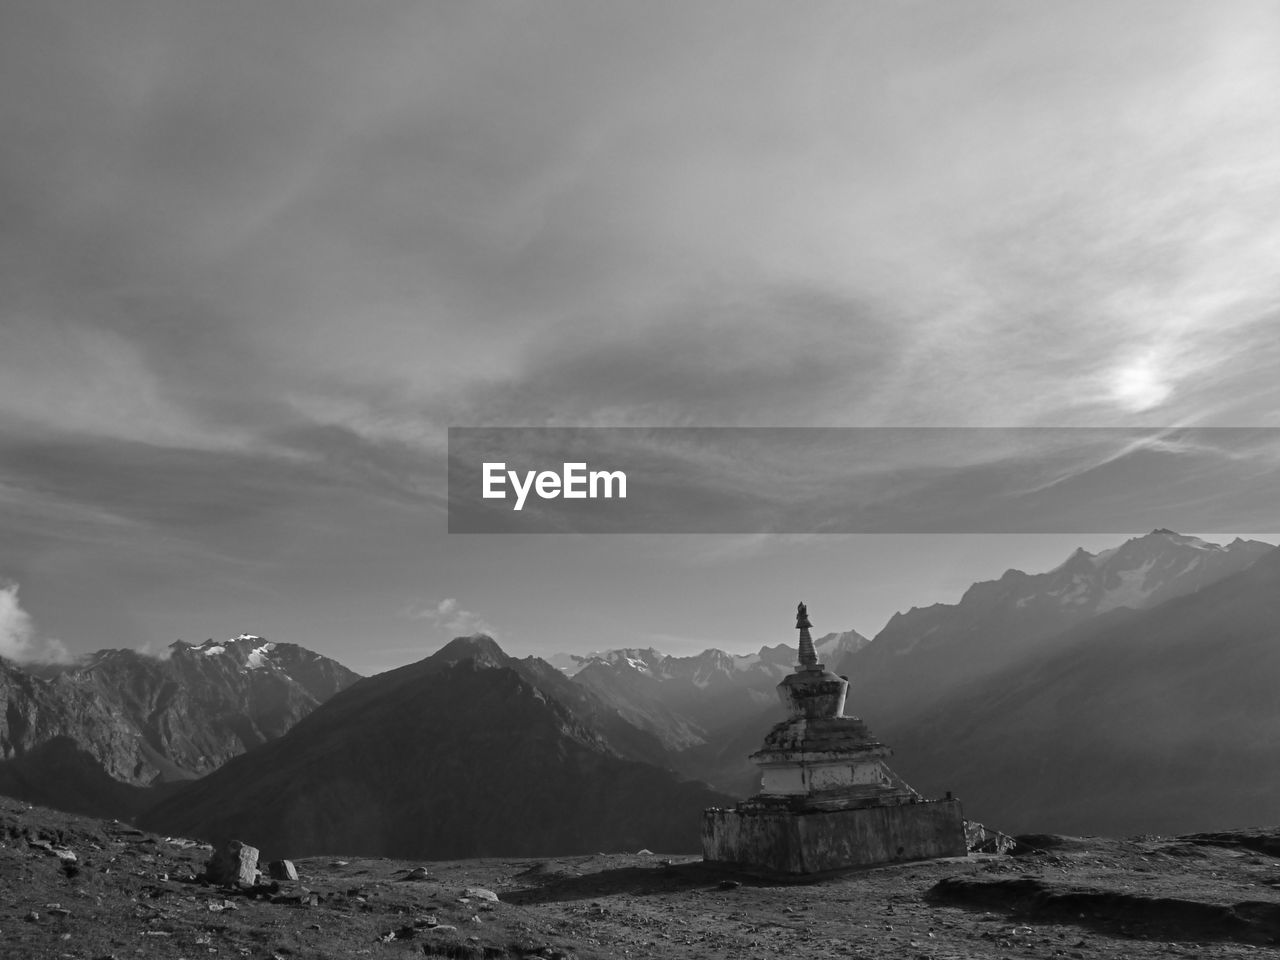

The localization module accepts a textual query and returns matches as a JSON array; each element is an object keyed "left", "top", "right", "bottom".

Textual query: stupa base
[{"left": 701, "top": 797, "right": 966, "bottom": 876}]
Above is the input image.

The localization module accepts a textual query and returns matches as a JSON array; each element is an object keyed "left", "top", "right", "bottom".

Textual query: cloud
[
  {"left": 2, "top": 1, "right": 1280, "bottom": 664},
  {"left": 133, "top": 638, "right": 176, "bottom": 661},
  {"left": 0, "top": 581, "right": 74, "bottom": 664},
  {"left": 406, "top": 596, "right": 498, "bottom": 639}
]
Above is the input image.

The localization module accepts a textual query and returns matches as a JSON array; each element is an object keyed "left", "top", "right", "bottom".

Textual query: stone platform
[{"left": 702, "top": 797, "right": 967, "bottom": 876}]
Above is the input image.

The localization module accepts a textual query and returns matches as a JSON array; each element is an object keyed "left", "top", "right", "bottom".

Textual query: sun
[{"left": 1110, "top": 357, "right": 1173, "bottom": 412}]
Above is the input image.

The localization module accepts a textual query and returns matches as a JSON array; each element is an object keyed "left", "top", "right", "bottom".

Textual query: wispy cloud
[
  {"left": 2, "top": 1, "right": 1278, "bottom": 659},
  {"left": 405, "top": 597, "right": 498, "bottom": 640}
]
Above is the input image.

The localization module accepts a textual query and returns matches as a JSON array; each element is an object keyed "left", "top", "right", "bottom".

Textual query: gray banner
[{"left": 448, "top": 427, "right": 1280, "bottom": 534}]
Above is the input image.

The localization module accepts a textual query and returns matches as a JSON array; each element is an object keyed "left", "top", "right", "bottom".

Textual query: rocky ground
[{"left": 4, "top": 797, "right": 1280, "bottom": 959}]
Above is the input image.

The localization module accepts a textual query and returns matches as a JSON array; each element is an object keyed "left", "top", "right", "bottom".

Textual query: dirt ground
[{"left": 3, "top": 796, "right": 1280, "bottom": 959}]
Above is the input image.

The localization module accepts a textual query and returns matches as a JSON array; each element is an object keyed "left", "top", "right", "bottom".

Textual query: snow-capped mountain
[
  {"left": 838, "top": 530, "right": 1274, "bottom": 733},
  {"left": 564, "top": 630, "right": 870, "bottom": 755},
  {"left": 561, "top": 630, "right": 868, "bottom": 685},
  {"left": 890, "top": 541, "right": 1280, "bottom": 837},
  {"left": 653, "top": 531, "right": 1273, "bottom": 799},
  {"left": 142, "top": 635, "right": 732, "bottom": 859},
  {"left": 0, "top": 634, "right": 360, "bottom": 818}
]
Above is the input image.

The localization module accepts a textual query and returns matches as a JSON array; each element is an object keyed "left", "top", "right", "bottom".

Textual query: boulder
[
  {"left": 267, "top": 859, "right": 298, "bottom": 881},
  {"left": 204, "top": 840, "right": 260, "bottom": 887}
]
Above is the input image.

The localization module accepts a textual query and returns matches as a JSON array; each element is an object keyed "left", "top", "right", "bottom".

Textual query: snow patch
[
  {"left": 1096, "top": 557, "right": 1160, "bottom": 612},
  {"left": 244, "top": 642, "right": 277, "bottom": 670}
]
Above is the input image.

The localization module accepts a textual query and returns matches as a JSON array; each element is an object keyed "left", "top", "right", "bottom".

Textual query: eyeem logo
[{"left": 482, "top": 462, "right": 627, "bottom": 511}]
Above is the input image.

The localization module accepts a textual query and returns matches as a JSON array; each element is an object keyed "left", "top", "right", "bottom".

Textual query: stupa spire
[{"left": 796, "top": 601, "right": 817, "bottom": 668}]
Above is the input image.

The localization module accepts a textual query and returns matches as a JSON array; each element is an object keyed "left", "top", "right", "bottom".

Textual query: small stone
[
  {"left": 378, "top": 927, "right": 416, "bottom": 943},
  {"left": 463, "top": 887, "right": 499, "bottom": 902},
  {"left": 717, "top": 880, "right": 741, "bottom": 890},
  {"left": 267, "top": 860, "right": 298, "bottom": 881},
  {"left": 405, "top": 866, "right": 430, "bottom": 880}
]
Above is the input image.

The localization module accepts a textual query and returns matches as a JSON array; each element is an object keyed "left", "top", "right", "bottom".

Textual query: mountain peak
[{"left": 429, "top": 634, "right": 508, "bottom": 668}]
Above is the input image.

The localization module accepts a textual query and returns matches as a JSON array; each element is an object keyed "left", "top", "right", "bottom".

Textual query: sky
[{"left": 1, "top": 1, "right": 1279, "bottom": 674}]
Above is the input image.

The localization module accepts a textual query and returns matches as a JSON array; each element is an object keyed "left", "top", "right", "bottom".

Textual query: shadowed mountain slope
[
  {"left": 890, "top": 543, "right": 1280, "bottom": 835},
  {"left": 140, "top": 636, "right": 733, "bottom": 859},
  {"left": 840, "top": 530, "right": 1273, "bottom": 730}
]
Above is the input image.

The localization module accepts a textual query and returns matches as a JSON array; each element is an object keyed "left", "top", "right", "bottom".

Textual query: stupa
[{"left": 701, "top": 602, "right": 966, "bottom": 875}]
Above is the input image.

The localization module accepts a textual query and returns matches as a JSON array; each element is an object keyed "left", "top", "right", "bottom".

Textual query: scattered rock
[
  {"left": 377, "top": 925, "right": 417, "bottom": 942},
  {"left": 464, "top": 886, "right": 499, "bottom": 902},
  {"left": 965, "top": 820, "right": 1018, "bottom": 855},
  {"left": 717, "top": 879, "right": 742, "bottom": 890},
  {"left": 204, "top": 839, "right": 260, "bottom": 887},
  {"left": 267, "top": 859, "right": 298, "bottom": 881},
  {"left": 403, "top": 866, "right": 430, "bottom": 880}
]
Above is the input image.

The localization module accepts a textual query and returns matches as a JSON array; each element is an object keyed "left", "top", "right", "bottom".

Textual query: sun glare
[{"left": 1110, "top": 357, "right": 1173, "bottom": 412}]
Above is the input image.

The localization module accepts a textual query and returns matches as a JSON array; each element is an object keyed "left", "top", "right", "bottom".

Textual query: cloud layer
[{"left": 2, "top": 2, "right": 1278, "bottom": 663}]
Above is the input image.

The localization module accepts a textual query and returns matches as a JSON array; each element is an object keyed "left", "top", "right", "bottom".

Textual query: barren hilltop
[{"left": 5, "top": 796, "right": 1280, "bottom": 959}]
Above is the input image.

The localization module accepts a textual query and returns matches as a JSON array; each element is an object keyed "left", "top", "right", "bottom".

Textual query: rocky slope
[
  {"left": 140, "top": 635, "right": 733, "bottom": 860},
  {"left": 7, "top": 795, "right": 1280, "bottom": 960},
  {"left": 0, "top": 635, "right": 360, "bottom": 816}
]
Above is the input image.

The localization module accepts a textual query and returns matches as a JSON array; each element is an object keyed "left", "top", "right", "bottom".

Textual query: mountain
[
  {"left": 657, "top": 532, "right": 1272, "bottom": 799},
  {"left": 839, "top": 530, "right": 1273, "bottom": 731},
  {"left": 888, "top": 541, "right": 1280, "bottom": 836},
  {"left": 568, "top": 630, "right": 869, "bottom": 745},
  {"left": 140, "top": 635, "right": 734, "bottom": 859},
  {"left": 0, "top": 634, "right": 359, "bottom": 816}
]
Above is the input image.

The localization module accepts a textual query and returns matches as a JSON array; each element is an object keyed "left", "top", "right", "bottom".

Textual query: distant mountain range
[
  {"left": 141, "top": 635, "right": 732, "bottom": 859},
  {"left": 2, "top": 528, "right": 1277, "bottom": 850},
  {"left": 892, "top": 541, "right": 1280, "bottom": 836},
  {"left": 567, "top": 630, "right": 869, "bottom": 747},
  {"left": 844, "top": 530, "right": 1274, "bottom": 729},
  {"left": 0, "top": 635, "right": 359, "bottom": 817},
  {"left": 558, "top": 531, "right": 1275, "bottom": 804}
]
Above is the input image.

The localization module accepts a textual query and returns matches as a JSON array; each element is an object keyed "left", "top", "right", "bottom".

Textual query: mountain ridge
[
  {"left": 0, "top": 633, "right": 360, "bottom": 817},
  {"left": 139, "top": 635, "right": 733, "bottom": 859}
]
